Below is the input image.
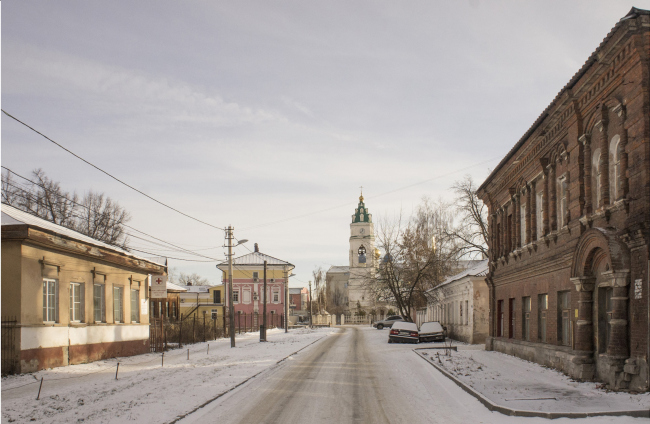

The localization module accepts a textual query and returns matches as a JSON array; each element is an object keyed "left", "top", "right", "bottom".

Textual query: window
[
  {"left": 43, "top": 279, "right": 58, "bottom": 322},
  {"left": 243, "top": 287, "right": 251, "bottom": 304},
  {"left": 165, "top": 301, "right": 170, "bottom": 318},
  {"left": 211, "top": 309, "right": 218, "bottom": 319},
  {"left": 273, "top": 289, "right": 280, "bottom": 303},
  {"left": 522, "top": 297, "right": 531, "bottom": 341},
  {"left": 557, "top": 176, "right": 568, "bottom": 227},
  {"left": 592, "top": 149, "right": 601, "bottom": 209},
  {"left": 536, "top": 190, "right": 544, "bottom": 239},
  {"left": 509, "top": 298, "right": 515, "bottom": 338},
  {"left": 131, "top": 289, "right": 139, "bottom": 323},
  {"left": 253, "top": 272, "right": 259, "bottom": 280},
  {"left": 558, "top": 291, "right": 571, "bottom": 346},
  {"left": 94, "top": 284, "right": 106, "bottom": 323},
  {"left": 465, "top": 300, "right": 469, "bottom": 325},
  {"left": 460, "top": 302, "right": 463, "bottom": 324},
  {"left": 520, "top": 203, "right": 527, "bottom": 246},
  {"left": 497, "top": 300, "right": 504, "bottom": 337},
  {"left": 213, "top": 290, "right": 221, "bottom": 304},
  {"left": 113, "top": 286, "right": 124, "bottom": 323},
  {"left": 233, "top": 290, "right": 239, "bottom": 303},
  {"left": 70, "top": 283, "right": 85, "bottom": 322},
  {"left": 609, "top": 135, "right": 620, "bottom": 201},
  {"left": 538, "top": 294, "right": 548, "bottom": 342}
]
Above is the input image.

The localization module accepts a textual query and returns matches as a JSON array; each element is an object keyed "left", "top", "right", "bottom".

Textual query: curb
[
  {"left": 413, "top": 350, "right": 650, "bottom": 419},
  {"left": 167, "top": 333, "right": 332, "bottom": 424}
]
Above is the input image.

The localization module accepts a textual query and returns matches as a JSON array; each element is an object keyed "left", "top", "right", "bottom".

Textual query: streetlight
[
  {"left": 225, "top": 227, "right": 248, "bottom": 348},
  {"left": 284, "top": 272, "right": 296, "bottom": 333}
]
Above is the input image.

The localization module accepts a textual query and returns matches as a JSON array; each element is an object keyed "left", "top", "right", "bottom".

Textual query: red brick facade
[{"left": 478, "top": 8, "right": 650, "bottom": 390}]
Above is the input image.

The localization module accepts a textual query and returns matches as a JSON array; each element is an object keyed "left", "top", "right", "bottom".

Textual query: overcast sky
[{"left": 2, "top": 1, "right": 648, "bottom": 287}]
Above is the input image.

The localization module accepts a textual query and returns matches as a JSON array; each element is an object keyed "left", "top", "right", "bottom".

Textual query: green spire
[{"left": 352, "top": 193, "right": 371, "bottom": 223}]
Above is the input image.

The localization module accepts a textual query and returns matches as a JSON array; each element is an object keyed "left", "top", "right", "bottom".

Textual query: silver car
[
  {"left": 419, "top": 321, "right": 445, "bottom": 342},
  {"left": 373, "top": 315, "right": 404, "bottom": 330}
]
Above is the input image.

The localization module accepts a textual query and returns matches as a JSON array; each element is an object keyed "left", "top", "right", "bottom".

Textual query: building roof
[
  {"left": 289, "top": 288, "right": 304, "bottom": 294},
  {"left": 218, "top": 251, "right": 294, "bottom": 268},
  {"left": 1, "top": 204, "right": 165, "bottom": 267},
  {"left": 179, "top": 284, "right": 219, "bottom": 293},
  {"left": 352, "top": 193, "right": 372, "bottom": 224},
  {"left": 327, "top": 266, "right": 350, "bottom": 274},
  {"left": 166, "top": 282, "right": 188, "bottom": 292},
  {"left": 478, "top": 7, "right": 650, "bottom": 193},
  {"left": 431, "top": 259, "right": 489, "bottom": 291}
]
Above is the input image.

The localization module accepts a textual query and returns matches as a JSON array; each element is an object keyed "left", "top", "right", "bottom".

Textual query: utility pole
[
  {"left": 309, "top": 280, "right": 313, "bottom": 328},
  {"left": 261, "top": 260, "right": 267, "bottom": 342},
  {"left": 227, "top": 226, "right": 236, "bottom": 348},
  {"left": 284, "top": 266, "right": 289, "bottom": 333}
]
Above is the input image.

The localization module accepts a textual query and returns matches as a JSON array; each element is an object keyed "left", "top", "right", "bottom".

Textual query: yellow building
[
  {"left": 1, "top": 205, "right": 165, "bottom": 374},
  {"left": 178, "top": 284, "right": 225, "bottom": 324}
]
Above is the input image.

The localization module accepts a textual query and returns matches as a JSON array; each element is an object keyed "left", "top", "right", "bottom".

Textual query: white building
[{"left": 422, "top": 260, "right": 489, "bottom": 344}]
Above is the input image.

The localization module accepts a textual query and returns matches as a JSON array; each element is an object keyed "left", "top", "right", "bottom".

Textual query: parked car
[
  {"left": 373, "top": 315, "right": 404, "bottom": 329},
  {"left": 388, "top": 322, "right": 419, "bottom": 344},
  {"left": 418, "top": 321, "right": 445, "bottom": 343}
]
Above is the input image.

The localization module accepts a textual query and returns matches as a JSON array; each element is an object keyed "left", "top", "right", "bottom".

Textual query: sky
[{"left": 2, "top": 1, "right": 648, "bottom": 287}]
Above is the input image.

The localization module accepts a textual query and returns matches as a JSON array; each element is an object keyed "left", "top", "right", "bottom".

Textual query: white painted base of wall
[{"left": 21, "top": 325, "right": 149, "bottom": 350}]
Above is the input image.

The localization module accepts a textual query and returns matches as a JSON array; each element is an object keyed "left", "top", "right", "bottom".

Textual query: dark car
[
  {"left": 388, "top": 322, "right": 419, "bottom": 344},
  {"left": 418, "top": 321, "right": 445, "bottom": 343},
  {"left": 373, "top": 315, "right": 404, "bottom": 330}
]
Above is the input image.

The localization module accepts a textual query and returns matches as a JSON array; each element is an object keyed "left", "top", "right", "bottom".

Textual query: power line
[
  {"left": 2, "top": 110, "right": 224, "bottom": 231},
  {"left": 2, "top": 167, "right": 221, "bottom": 262},
  {"left": 240, "top": 155, "right": 501, "bottom": 231}
]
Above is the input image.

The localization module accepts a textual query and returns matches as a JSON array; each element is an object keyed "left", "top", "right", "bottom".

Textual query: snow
[
  {"left": 417, "top": 342, "right": 650, "bottom": 414},
  {"left": 1, "top": 328, "right": 336, "bottom": 423}
]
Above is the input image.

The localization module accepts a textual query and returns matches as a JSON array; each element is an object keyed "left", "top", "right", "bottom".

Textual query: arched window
[
  {"left": 592, "top": 148, "right": 601, "bottom": 210},
  {"left": 609, "top": 135, "right": 620, "bottom": 202}
]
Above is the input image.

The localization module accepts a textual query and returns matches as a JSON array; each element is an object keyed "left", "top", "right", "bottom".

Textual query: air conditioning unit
[
  {"left": 253, "top": 277, "right": 259, "bottom": 283},
  {"left": 270, "top": 279, "right": 275, "bottom": 283}
]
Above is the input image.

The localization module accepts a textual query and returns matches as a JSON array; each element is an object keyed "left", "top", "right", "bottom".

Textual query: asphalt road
[{"left": 179, "top": 327, "right": 642, "bottom": 424}]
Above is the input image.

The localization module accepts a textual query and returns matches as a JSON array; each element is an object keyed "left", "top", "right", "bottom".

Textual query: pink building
[{"left": 217, "top": 244, "right": 294, "bottom": 317}]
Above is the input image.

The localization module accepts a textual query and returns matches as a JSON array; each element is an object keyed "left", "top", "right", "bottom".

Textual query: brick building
[{"left": 477, "top": 8, "right": 650, "bottom": 390}]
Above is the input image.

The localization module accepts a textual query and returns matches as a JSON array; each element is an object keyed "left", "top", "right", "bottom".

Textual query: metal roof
[
  {"left": 431, "top": 259, "right": 489, "bottom": 291},
  {"left": 2, "top": 204, "right": 165, "bottom": 267},
  {"left": 218, "top": 251, "right": 294, "bottom": 268},
  {"left": 327, "top": 266, "right": 350, "bottom": 274}
]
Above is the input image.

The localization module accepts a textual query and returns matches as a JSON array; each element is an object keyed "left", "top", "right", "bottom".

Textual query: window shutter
[
  {"left": 55, "top": 281, "right": 60, "bottom": 323},
  {"left": 80, "top": 284, "right": 86, "bottom": 322}
]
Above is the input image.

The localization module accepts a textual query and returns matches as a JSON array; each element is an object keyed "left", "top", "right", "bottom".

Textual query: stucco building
[
  {"left": 178, "top": 284, "right": 225, "bottom": 322},
  {"left": 421, "top": 260, "right": 489, "bottom": 344},
  {"left": 477, "top": 8, "right": 650, "bottom": 390},
  {"left": 217, "top": 244, "right": 294, "bottom": 326},
  {"left": 1, "top": 205, "right": 165, "bottom": 373}
]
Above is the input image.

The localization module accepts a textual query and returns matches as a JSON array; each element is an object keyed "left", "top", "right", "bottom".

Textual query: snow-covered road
[{"left": 181, "top": 326, "right": 648, "bottom": 424}]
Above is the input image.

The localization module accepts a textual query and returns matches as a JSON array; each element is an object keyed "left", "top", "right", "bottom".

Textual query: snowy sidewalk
[
  {"left": 1, "top": 327, "right": 337, "bottom": 424},
  {"left": 416, "top": 345, "right": 650, "bottom": 418}
]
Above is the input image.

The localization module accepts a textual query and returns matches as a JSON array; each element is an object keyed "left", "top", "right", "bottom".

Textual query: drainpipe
[{"left": 647, "top": 259, "right": 649, "bottom": 390}]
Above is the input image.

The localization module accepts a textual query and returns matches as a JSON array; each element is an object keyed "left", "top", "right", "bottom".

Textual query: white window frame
[
  {"left": 43, "top": 278, "right": 58, "bottom": 323},
  {"left": 94, "top": 283, "right": 106, "bottom": 323},
  {"left": 70, "top": 282, "right": 85, "bottom": 322},
  {"left": 233, "top": 289, "right": 240, "bottom": 303},
  {"left": 113, "top": 286, "right": 124, "bottom": 323},
  {"left": 272, "top": 288, "right": 280, "bottom": 304},
  {"left": 131, "top": 289, "right": 140, "bottom": 323}
]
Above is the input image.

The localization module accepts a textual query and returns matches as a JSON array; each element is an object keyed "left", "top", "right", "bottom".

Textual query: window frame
[
  {"left": 131, "top": 289, "right": 140, "bottom": 323},
  {"left": 538, "top": 294, "right": 548, "bottom": 343},
  {"left": 94, "top": 283, "right": 106, "bottom": 323},
  {"left": 113, "top": 285, "right": 124, "bottom": 323},
  {"left": 43, "top": 278, "right": 59, "bottom": 323},
  {"left": 70, "top": 282, "right": 85, "bottom": 323},
  {"left": 558, "top": 291, "right": 571, "bottom": 346},
  {"left": 522, "top": 296, "right": 531, "bottom": 341}
]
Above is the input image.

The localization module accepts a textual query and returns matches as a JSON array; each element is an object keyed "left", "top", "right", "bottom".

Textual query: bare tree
[
  {"left": 446, "top": 175, "right": 489, "bottom": 259},
  {"left": 312, "top": 267, "right": 324, "bottom": 313},
  {"left": 75, "top": 191, "right": 130, "bottom": 249},
  {"left": 1, "top": 169, "right": 131, "bottom": 249},
  {"left": 365, "top": 198, "right": 459, "bottom": 321},
  {"left": 178, "top": 272, "right": 211, "bottom": 286},
  {"left": 328, "top": 286, "right": 346, "bottom": 315}
]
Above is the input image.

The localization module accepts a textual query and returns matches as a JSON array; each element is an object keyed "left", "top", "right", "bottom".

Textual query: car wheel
[
  {"left": 388, "top": 339, "right": 393, "bottom": 344},
  {"left": 376, "top": 324, "right": 384, "bottom": 330}
]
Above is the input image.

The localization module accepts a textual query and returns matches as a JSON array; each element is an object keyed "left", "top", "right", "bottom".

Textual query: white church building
[{"left": 326, "top": 193, "right": 386, "bottom": 316}]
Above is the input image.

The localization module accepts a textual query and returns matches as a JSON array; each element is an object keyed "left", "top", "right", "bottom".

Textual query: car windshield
[
  {"left": 420, "top": 322, "right": 443, "bottom": 333},
  {"left": 391, "top": 322, "right": 418, "bottom": 332}
]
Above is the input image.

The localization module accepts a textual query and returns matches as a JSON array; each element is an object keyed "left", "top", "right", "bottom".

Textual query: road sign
[{"left": 151, "top": 275, "right": 168, "bottom": 299}]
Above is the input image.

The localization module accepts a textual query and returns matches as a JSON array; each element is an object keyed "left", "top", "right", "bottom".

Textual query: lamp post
[
  {"left": 225, "top": 226, "right": 247, "bottom": 348},
  {"left": 309, "top": 280, "right": 313, "bottom": 328},
  {"left": 283, "top": 270, "right": 296, "bottom": 333}
]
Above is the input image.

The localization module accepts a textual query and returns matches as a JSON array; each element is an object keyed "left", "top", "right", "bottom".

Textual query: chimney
[{"left": 254, "top": 243, "right": 259, "bottom": 253}]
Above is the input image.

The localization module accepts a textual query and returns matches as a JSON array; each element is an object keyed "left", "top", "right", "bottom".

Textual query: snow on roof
[
  {"left": 1, "top": 204, "right": 165, "bottom": 267},
  {"left": 289, "top": 288, "right": 303, "bottom": 294},
  {"left": 432, "top": 259, "right": 488, "bottom": 291},
  {"left": 327, "top": 266, "right": 349, "bottom": 274},
  {"left": 166, "top": 282, "right": 188, "bottom": 292},
  {"left": 218, "top": 251, "right": 294, "bottom": 268},
  {"left": 180, "top": 285, "right": 215, "bottom": 293}
]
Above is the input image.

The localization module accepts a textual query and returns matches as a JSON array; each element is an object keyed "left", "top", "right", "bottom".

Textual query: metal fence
[
  {"left": 149, "top": 312, "right": 284, "bottom": 352},
  {"left": 2, "top": 317, "right": 18, "bottom": 375}
]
